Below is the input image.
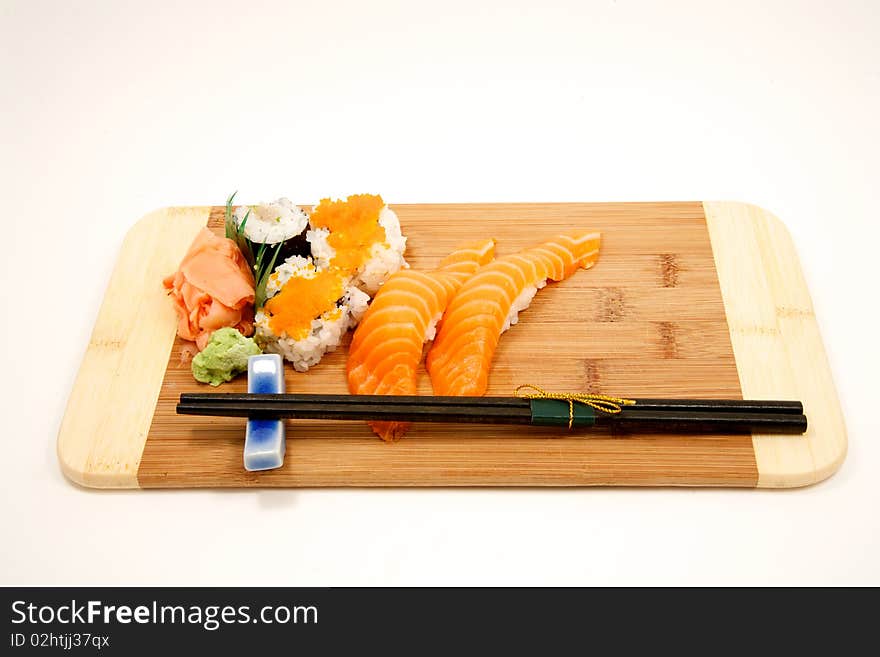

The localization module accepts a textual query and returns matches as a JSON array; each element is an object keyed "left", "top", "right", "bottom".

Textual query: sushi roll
[
  {"left": 307, "top": 194, "right": 407, "bottom": 295},
  {"left": 254, "top": 256, "right": 370, "bottom": 372},
  {"left": 235, "top": 192, "right": 408, "bottom": 371},
  {"left": 232, "top": 197, "right": 311, "bottom": 265}
]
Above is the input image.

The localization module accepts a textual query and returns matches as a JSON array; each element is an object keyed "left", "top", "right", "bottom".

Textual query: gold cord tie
[{"left": 514, "top": 384, "right": 637, "bottom": 430}]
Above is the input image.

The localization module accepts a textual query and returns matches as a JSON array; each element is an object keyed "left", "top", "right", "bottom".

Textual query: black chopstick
[
  {"left": 176, "top": 393, "right": 807, "bottom": 434},
  {"left": 179, "top": 393, "right": 803, "bottom": 415},
  {"left": 595, "top": 410, "right": 807, "bottom": 434},
  {"left": 178, "top": 401, "right": 534, "bottom": 424}
]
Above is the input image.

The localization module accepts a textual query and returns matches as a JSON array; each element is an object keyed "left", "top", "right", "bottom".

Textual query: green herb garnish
[
  {"left": 225, "top": 192, "right": 253, "bottom": 261},
  {"left": 224, "top": 192, "right": 292, "bottom": 309},
  {"left": 238, "top": 209, "right": 251, "bottom": 237},
  {"left": 252, "top": 240, "right": 285, "bottom": 309},
  {"left": 224, "top": 191, "right": 239, "bottom": 240}
]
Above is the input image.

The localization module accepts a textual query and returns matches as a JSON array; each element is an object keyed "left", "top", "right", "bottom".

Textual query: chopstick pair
[{"left": 176, "top": 393, "right": 807, "bottom": 434}]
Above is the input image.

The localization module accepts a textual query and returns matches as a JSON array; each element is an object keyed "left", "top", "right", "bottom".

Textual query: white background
[{"left": 1, "top": 0, "right": 877, "bottom": 585}]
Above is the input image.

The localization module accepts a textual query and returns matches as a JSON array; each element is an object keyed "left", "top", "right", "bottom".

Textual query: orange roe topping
[
  {"left": 310, "top": 194, "right": 387, "bottom": 272},
  {"left": 264, "top": 269, "right": 346, "bottom": 340}
]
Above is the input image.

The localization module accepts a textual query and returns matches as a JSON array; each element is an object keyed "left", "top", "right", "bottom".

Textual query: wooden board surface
[{"left": 57, "top": 202, "right": 846, "bottom": 488}]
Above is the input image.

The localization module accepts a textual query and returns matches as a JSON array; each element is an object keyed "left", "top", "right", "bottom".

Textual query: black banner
[{"left": 0, "top": 586, "right": 856, "bottom": 653}]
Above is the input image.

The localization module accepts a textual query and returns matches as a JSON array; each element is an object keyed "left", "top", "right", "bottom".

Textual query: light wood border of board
[
  {"left": 57, "top": 206, "right": 211, "bottom": 488},
  {"left": 56, "top": 202, "right": 846, "bottom": 489},
  {"left": 703, "top": 202, "right": 846, "bottom": 487}
]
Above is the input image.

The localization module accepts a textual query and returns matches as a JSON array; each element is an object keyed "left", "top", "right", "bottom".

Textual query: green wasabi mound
[{"left": 192, "top": 327, "right": 262, "bottom": 386}]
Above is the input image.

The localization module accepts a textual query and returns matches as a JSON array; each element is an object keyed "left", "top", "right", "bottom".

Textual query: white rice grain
[
  {"left": 306, "top": 204, "right": 407, "bottom": 294},
  {"left": 234, "top": 198, "right": 308, "bottom": 244},
  {"left": 502, "top": 280, "right": 547, "bottom": 333},
  {"left": 255, "top": 256, "right": 371, "bottom": 372}
]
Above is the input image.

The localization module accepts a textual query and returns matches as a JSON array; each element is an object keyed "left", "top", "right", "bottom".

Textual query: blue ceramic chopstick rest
[{"left": 244, "top": 354, "right": 286, "bottom": 471}]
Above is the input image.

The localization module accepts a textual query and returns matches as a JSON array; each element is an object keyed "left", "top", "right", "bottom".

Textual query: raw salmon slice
[
  {"left": 347, "top": 239, "right": 496, "bottom": 441},
  {"left": 426, "top": 232, "right": 601, "bottom": 397}
]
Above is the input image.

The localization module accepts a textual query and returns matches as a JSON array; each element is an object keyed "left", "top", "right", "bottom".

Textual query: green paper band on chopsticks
[
  {"left": 528, "top": 398, "right": 597, "bottom": 427},
  {"left": 515, "top": 383, "right": 637, "bottom": 429}
]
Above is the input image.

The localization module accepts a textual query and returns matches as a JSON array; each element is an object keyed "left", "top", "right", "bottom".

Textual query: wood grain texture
[
  {"left": 704, "top": 202, "right": 846, "bottom": 487},
  {"left": 57, "top": 206, "right": 211, "bottom": 487},
  {"left": 137, "top": 202, "right": 758, "bottom": 487},
  {"left": 58, "top": 201, "right": 843, "bottom": 489}
]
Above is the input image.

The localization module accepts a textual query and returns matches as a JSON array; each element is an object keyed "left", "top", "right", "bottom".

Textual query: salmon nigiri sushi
[
  {"left": 426, "top": 232, "right": 601, "bottom": 397},
  {"left": 347, "top": 239, "right": 496, "bottom": 441}
]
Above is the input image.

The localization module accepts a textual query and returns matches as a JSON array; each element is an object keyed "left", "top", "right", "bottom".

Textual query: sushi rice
[
  {"left": 308, "top": 205, "right": 407, "bottom": 295},
  {"left": 233, "top": 198, "right": 309, "bottom": 245},
  {"left": 501, "top": 281, "right": 547, "bottom": 333},
  {"left": 255, "top": 256, "right": 370, "bottom": 372},
  {"left": 254, "top": 195, "right": 408, "bottom": 372}
]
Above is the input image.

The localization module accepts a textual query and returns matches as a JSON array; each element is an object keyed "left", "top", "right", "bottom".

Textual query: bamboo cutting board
[{"left": 57, "top": 202, "right": 846, "bottom": 489}]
